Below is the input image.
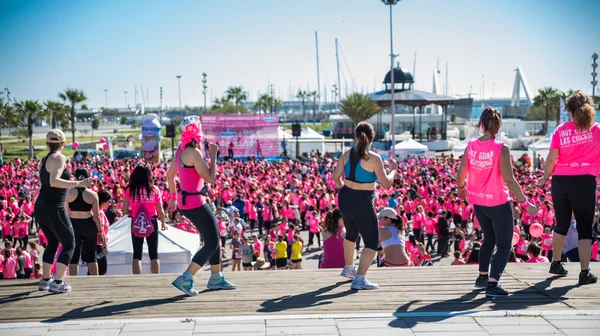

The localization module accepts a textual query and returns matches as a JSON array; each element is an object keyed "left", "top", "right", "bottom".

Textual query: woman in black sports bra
[
  {"left": 34, "top": 129, "right": 93, "bottom": 294},
  {"left": 67, "top": 168, "right": 104, "bottom": 276}
]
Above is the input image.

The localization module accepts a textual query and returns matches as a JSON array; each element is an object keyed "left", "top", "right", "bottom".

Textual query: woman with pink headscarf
[{"left": 168, "top": 116, "right": 236, "bottom": 296}]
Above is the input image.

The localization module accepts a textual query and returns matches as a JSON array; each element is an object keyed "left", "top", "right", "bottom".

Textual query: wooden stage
[{"left": 0, "top": 263, "right": 598, "bottom": 324}]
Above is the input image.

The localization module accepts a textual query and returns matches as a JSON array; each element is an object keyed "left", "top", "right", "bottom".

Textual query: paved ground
[{"left": 1, "top": 311, "right": 599, "bottom": 336}]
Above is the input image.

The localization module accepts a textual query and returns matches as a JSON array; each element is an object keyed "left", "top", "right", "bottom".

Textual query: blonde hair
[{"left": 566, "top": 92, "right": 596, "bottom": 131}]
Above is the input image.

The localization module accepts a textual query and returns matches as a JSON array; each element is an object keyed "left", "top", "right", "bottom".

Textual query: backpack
[{"left": 131, "top": 203, "right": 155, "bottom": 238}]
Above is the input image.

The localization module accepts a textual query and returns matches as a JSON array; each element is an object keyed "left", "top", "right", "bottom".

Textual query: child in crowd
[
  {"left": 451, "top": 251, "right": 465, "bottom": 265},
  {"left": 516, "top": 232, "right": 530, "bottom": 262},
  {"left": 1, "top": 249, "right": 18, "bottom": 279},
  {"left": 15, "top": 248, "right": 26, "bottom": 279},
  {"left": 275, "top": 235, "right": 288, "bottom": 270},
  {"left": 526, "top": 242, "right": 549, "bottom": 263},
  {"left": 240, "top": 237, "right": 254, "bottom": 271},
  {"left": 30, "top": 263, "right": 42, "bottom": 279},
  {"left": 229, "top": 231, "right": 242, "bottom": 271},
  {"left": 291, "top": 235, "right": 303, "bottom": 269},
  {"left": 540, "top": 227, "right": 553, "bottom": 260}
]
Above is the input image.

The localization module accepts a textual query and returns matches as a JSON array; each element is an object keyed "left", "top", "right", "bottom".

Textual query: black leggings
[
  {"left": 338, "top": 187, "right": 378, "bottom": 250},
  {"left": 426, "top": 233, "right": 435, "bottom": 252},
  {"left": 552, "top": 175, "right": 597, "bottom": 241},
  {"left": 34, "top": 198, "right": 75, "bottom": 266},
  {"left": 474, "top": 201, "right": 513, "bottom": 281},
  {"left": 70, "top": 218, "right": 98, "bottom": 264},
  {"left": 308, "top": 232, "right": 321, "bottom": 246},
  {"left": 88, "top": 246, "right": 107, "bottom": 275},
  {"left": 181, "top": 204, "right": 221, "bottom": 266},
  {"left": 132, "top": 220, "right": 159, "bottom": 260}
]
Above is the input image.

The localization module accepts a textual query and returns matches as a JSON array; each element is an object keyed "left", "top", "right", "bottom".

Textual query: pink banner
[{"left": 201, "top": 114, "right": 279, "bottom": 158}]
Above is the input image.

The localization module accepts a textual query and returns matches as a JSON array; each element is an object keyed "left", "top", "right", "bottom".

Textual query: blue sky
[{"left": 1, "top": 0, "right": 598, "bottom": 108}]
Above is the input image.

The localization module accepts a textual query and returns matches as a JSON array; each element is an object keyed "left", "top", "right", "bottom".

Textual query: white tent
[
  {"left": 528, "top": 133, "right": 552, "bottom": 169},
  {"left": 101, "top": 217, "right": 201, "bottom": 275},
  {"left": 393, "top": 138, "right": 428, "bottom": 159},
  {"left": 288, "top": 126, "right": 325, "bottom": 157},
  {"left": 452, "top": 135, "right": 478, "bottom": 154}
]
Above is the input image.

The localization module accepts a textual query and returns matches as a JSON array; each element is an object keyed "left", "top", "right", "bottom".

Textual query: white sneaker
[
  {"left": 340, "top": 266, "right": 357, "bottom": 280},
  {"left": 351, "top": 277, "right": 379, "bottom": 290},
  {"left": 49, "top": 280, "right": 72, "bottom": 294},
  {"left": 39, "top": 278, "right": 53, "bottom": 291}
]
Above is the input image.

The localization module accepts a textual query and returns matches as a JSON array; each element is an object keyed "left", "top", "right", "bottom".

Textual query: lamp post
[
  {"left": 104, "top": 89, "right": 109, "bottom": 108},
  {"left": 124, "top": 91, "right": 128, "bottom": 108},
  {"left": 592, "top": 53, "right": 598, "bottom": 98},
  {"left": 382, "top": 0, "right": 400, "bottom": 160},
  {"left": 176, "top": 75, "right": 182, "bottom": 110},
  {"left": 202, "top": 73, "right": 208, "bottom": 113}
]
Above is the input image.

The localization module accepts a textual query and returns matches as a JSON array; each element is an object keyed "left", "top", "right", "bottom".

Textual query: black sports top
[
  {"left": 69, "top": 188, "right": 92, "bottom": 212},
  {"left": 39, "top": 154, "right": 71, "bottom": 206}
]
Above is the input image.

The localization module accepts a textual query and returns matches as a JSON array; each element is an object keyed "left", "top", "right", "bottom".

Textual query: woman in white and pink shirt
[
  {"left": 541, "top": 92, "right": 600, "bottom": 285},
  {"left": 457, "top": 107, "right": 537, "bottom": 298}
]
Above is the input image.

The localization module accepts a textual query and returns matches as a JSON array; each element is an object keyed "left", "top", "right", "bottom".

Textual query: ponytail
[
  {"left": 478, "top": 106, "right": 501, "bottom": 136},
  {"left": 354, "top": 121, "right": 375, "bottom": 161},
  {"left": 566, "top": 92, "right": 595, "bottom": 131},
  {"left": 393, "top": 217, "right": 404, "bottom": 231}
]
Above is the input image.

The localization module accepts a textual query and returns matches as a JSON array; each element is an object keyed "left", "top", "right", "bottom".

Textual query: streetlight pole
[
  {"left": 104, "top": 89, "right": 108, "bottom": 108},
  {"left": 124, "top": 91, "right": 128, "bottom": 108},
  {"left": 202, "top": 73, "right": 207, "bottom": 114},
  {"left": 592, "top": 53, "right": 598, "bottom": 98},
  {"left": 382, "top": 0, "right": 400, "bottom": 159},
  {"left": 176, "top": 75, "right": 182, "bottom": 110}
]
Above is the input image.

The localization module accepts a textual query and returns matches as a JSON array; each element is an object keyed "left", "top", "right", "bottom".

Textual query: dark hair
[
  {"left": 508, "top": 249, "right": 518, "bottom": 263},
  {"left": 98, "top": 190, "right": 112, "bottom": 204},
  {"left": 324, "top": 208, "right": 343, "bottom": 235},
  {"left": 126, "top": 165, "right": 153, "bottom": 200},
  {"left": 527, "top": 242, "right": 541, "bottom": 257},
  {"left": 478, "top": 106, "right": 501, "bottom": 136},
  {"left": 47, "top": 142, "right": 62, "bottom": 153},
  {"left": 453, "top": 251, "right": 461, "bottom": 259},
  {"left": 392, "top": 216, "right": 404, "bottom": 231},
  {"left": 466, "top": 246, "right": 480, "bottom": 264},
  {"left": 74, "top": 168, "right": 90, "bottom": 181},
  {"left": 354, "top": 121, "right": 375, "bottom": 161},
  {"left": 566, "top": 92, "right": 595, "bottom": 131}
]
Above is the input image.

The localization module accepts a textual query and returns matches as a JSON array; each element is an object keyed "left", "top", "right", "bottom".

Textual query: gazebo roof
[
  {"left": 383, "top": 67, "right": 414, "bottom": 85},
  {"left": 368, "top": 89, "right": 459, "bottom": 107}
]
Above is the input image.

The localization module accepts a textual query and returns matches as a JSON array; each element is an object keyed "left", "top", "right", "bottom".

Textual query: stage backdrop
[{"left": 201, "top": 114, "right": 279, "bottom": 158}]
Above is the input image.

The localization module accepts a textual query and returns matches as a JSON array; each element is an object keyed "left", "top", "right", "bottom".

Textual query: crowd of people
[{"left": 0, "top": 93, "right": 599, "bottom": 297}]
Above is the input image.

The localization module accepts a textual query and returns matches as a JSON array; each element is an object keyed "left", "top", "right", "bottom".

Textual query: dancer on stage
[
  {"left": 35, "top": 129, "right": 93, "bottom": 293},
  {"left": 457, "top": 107, "right": 537, "bottom": 298},
  {"left": 333, "top": 121, "right": 397, "bottom": 290},
  {"left": 170, "top": 116, "right": 236, "bottom": 296},
  {"left": 540, "top": 92, "right": 600, "bottom": 284}
]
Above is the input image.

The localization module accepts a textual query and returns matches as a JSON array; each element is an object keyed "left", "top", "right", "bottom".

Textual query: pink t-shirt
[
  {"left": 541, "top": 234, "right": 553, "bottom": 251},
  {"left": 465, "top": 139, "right": 511, "bottom": 207},
  {"left": 424, "top": 217, "right": 436, "bottom": 235},
  {"left": 124, "top": 186, "right": 161, "bottom": 218},
  {"left": 516, "top": 239, "right": 529, "bottom": 255},
  {"left": 309, "top": 217, "right": 320, "bottom": 233},
  {"left": 412, "top": 213, "right": 424, "bottom": 229},
  {"left": 3, "top": 257, "right": 17, "bottom": 279},
  {"left": 526, "top": 256, "right": 549, "bottom": 263},
  {"left": 549, "top": 122, "right": 600, "bottom": 176}
]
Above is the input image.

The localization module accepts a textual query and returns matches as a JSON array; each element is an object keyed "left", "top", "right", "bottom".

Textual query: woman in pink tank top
[
  {"left": 457, "top": 107, "right": 537, "bottom": 299},
  {"left": 540, "top": 92, "right": 600, "bottom": 285},
  {"left": 320, "top": 208, "right": 346, "bottom": 269},
  {"left": 168, "top": 116, "right": 236, "bottom": 296}
]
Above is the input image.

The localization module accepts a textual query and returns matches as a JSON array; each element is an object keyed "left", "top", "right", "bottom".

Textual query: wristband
[{"left": 522, "top": 200, "right": 534, "bottom": 208}]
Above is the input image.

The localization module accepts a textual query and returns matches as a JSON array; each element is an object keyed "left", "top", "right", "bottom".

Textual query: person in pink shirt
[
  {"left": 457, "top": 107, "right": 537, "bottom": 298},
  {"left": 320, "top": 208, "right": 346, "bottom": 269},
  {"left": 540, "top": 227, "right": 553, "bottom": 260},
  {"left": 412, "top": 206, "right": 425, "bottom": 244},
  {"left": 526, "top": 242, "right": 549, "bottom": 263},
  {"left": 1, "top": 250, "right": 18, "bottom": 279},
  {"left": 423, "top": 211, "right": 437, "bottom": 253},
  {"left": 307, "top": 211, "right": 321, "bottom": 248},
  {"left": 540, "top": 92, "right": 600, "bottom": 284}
]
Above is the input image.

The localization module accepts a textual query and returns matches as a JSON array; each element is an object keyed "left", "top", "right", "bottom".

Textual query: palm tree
[
  {"left": 213, "top": 96, "right": 231, "bottom": 109},
  {"left": 225, "top": 86, "right": 247, "bottom": 113},
  {"left": 0, "top": 98, "right": 17, "bottom": 138},
  {"left": 273, "top": 98, "right": 282, "bottom": 114},
  {"left": 254, "top": 94, "right": 272, "bottom": 114},
  {"left": 58, "top": 88, "right": 88, "bottom": 142},
  {"left": 309, "top": 91, "right": 318, "bottom": 125},
  {"left": 14, "top": 100, "right": 44, "bottom": 159},
  {"left": 339, "top": 93, "right": 381, "bottom": 127},
  {"left": 44, "top": 100, "right": 68, "bottom": 129},
  {"left": 533, "top": 87, "right": 559, "bottom": 135},
  {"left": 296, "top": 90, "right": 309, "bottom": 124}
]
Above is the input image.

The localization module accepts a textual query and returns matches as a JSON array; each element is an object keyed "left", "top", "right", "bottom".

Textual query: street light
[
  {"left": 381, "top": 0, "right": 401, "bottom": 159},
  {"left": 124, "top": 91, "right": 128, "bottom": 108},
  {"left": 202, "top": 73, "right": 207, "bottom": 113},
  {"left": 592, "top": 53, "right": 598, "bottom": 98},
  {"left": 104, "top": 89, "right": 109, "bottom": 108},
  {"left": 176, "top": 75, "right": 182, "bottom": 110}
]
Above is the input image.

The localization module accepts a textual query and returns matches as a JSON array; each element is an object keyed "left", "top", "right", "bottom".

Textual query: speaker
[
  {"left": 292, "top": 123, "right": 301, "bottom": 137},
  {"left": 166, "top": 124, "right": 175, "bottom": 138}
]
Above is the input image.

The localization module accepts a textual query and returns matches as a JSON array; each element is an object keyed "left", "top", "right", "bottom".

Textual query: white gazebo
[{"left": 393, "top": 138, "right": 428, "bottom": 160}]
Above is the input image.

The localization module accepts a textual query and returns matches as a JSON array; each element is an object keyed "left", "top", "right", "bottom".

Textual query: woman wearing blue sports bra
[
  {"left": 333, "top": 121, "right": 398, "bottom": 290},
  {"left": 378, "top": 207, "right": 411, "bottom": 267}
]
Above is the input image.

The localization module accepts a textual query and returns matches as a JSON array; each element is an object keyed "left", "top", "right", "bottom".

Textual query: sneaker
[
  {"left": 350, "top": 277, "right": 379, "bottom": 290},
  {"left": 207, "top": 274, "right": 237, "bottom": 290},
  {"left": 578, "top": 270, "right": 598, "bottom": 285},
  {"left": 172, "top": 275, "right": 199, "bottom": 297},
  {"left": 475, "top": 276, "right": 488, "bottom": 289},
  {"left": 549, "top": 261, "right": 568, "bottom": 276},
  {"left": 48, "top": 280, "right": 72, "bottom": 294},
  {"left": 485, "top": 283, "right": 509, "bottom": 298},
  {"left": 340, "top": 266, "right": 357, "bottom": 280},
  {"left": 39, "top": 278, "right": 53, "bottom": 291}
]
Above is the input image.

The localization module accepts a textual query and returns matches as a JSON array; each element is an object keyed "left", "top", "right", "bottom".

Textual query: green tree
[
  {"left": 450, "top": 113, "right": 457, "bottom": 122},
  {"left": 254, "top": 94, "right": 272, "bottom": 114},
  {"left": 212, "top": 96, "right": 231, "bottom": 109},
  {"left": 120, "top": 116, "right": 127, "bottom": 125},
  {"left": 58, "top": 88, "right": 88, "bottom": 142},
  {"left": 44, "top": 100, "right": 68, "bottom": 129},
  {"left": 14, "top": 100, "right": 44, "bottom": 159},
  {"left": 273, "top": 98, "right": 282, "bottom": 114},
  {"left": 533, "top": 87, "right": 559, "bottom": 135},
  {"left": 225, "top": 86, "right": 247, "bottom": 113},
  {"left": 296, "top": 90, "right": 309, "bottom": 123},
  {"left": 0, "top": 98, "right": 17, "bottom": 138},
  {"left": 91, "top": 118, "right": 100, "bottom": 139},
  {"left": 339, "top": 93, "right": 381, "bottom": 126},
  {"left": 309, "top": 91, "right": 318, "bottom": 125}
]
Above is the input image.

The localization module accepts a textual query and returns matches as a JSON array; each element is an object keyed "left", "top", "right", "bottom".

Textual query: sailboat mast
[
  {"left": 335, "top": 38, "right": 341, "bottom": 105},
  {"left": 412, "top": 51, "right": 417, "bottom": 86},
  {"left": 315, "top": 31, "right": 321, "bottom": 112}
]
